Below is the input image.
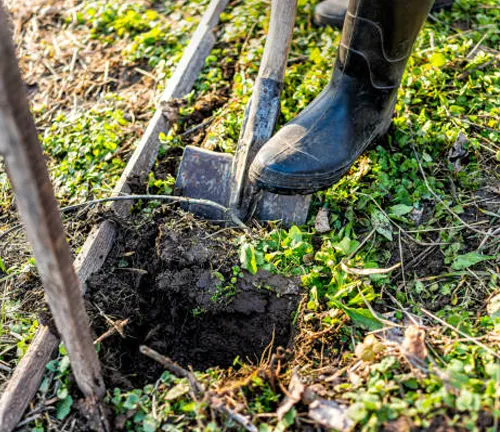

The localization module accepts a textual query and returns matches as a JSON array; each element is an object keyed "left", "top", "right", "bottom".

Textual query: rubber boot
[
  {"left": 314, "top": 0, "right": 453, "bottom": 29},
  {"left": 249, "top": 0, "right": 434, "bottom": 195}
]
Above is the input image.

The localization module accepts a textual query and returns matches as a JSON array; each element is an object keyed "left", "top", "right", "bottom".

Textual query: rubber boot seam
[
  {"left": 345, "top": 11, "right": 413, "bottom": 62},
  {"left": 339, "top": 46, "right": 399, "bottom": 89}
]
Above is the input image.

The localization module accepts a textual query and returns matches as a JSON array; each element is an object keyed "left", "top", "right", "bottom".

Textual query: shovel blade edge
[{"left": 257, "top": 192, "right": 311, "bottom": 227}]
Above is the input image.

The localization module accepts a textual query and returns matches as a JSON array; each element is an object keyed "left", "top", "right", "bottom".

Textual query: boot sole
[{"left": 251, "top": 165, "right": 348, "bottom": 195}]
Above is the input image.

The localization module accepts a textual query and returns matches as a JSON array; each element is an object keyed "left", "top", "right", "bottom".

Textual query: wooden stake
[
  {"left": 0, "top": 0, "right": 105, "bottom": 410},
  {"left": 0, "top": 0, "right": 229, "bottom": 430}
]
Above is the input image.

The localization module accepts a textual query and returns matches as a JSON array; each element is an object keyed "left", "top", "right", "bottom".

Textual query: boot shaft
[{"left": 338, "top": 0, "right": 434, "bottom": 88}]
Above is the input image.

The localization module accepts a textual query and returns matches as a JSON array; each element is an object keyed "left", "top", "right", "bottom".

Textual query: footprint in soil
[{"left": 86, "top": 221, "right": 302, "bottom": 387}]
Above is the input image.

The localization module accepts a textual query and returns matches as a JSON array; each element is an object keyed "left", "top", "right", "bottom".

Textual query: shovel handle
[
  {"left": 229, "top": 0, "right": 297, "bottom": 217},
  {"left": 259, "top": 0, "right": 297, "bottom": 82}
]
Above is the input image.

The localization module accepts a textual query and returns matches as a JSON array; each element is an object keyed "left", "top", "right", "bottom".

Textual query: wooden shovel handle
[
  {"left": 259, "top": 0, "right": 298, "bottom": 82},
  {"left": 228, "top": 0, "right": 297, "bottom": 218}
]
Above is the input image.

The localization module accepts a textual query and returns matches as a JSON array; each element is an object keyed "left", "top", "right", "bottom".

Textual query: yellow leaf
[
  {"left": 309, "top": 48, "right": 322, "bottom": 65},
  {"left": 429, "top": 53, "right": 447, "bottom": 68}
]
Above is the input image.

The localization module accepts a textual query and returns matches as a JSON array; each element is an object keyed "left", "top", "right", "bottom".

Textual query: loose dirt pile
[{"left": 85, "top": 213, "right": 301, "bottom": 387}]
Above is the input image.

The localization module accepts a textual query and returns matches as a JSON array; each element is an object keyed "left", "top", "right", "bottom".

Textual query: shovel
[{"left": 175, "top": 0, "right": 311, "bottom": 226}]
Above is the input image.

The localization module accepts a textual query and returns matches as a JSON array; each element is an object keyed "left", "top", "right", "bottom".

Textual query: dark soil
[{"left": 85, "top": 212, "right": 301, "bottom": 388}]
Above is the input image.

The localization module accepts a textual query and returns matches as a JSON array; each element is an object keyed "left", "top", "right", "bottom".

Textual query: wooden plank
[
  {"left": 0, "top": 0, "right": 228, "bottom": 430},
  {"left": 0, "top": 328, "right": 59, "bottom": 429},
  {"left": 161, "top": 0, "right": 228, "bottom": 101},
  {"left": 0, "top": 0, "right": 106, "bottom": 419}
]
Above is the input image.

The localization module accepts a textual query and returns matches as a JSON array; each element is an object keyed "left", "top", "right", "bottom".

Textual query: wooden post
[
  {"left": 0, "top": 0, "right": 229, "bottom": 430},
  {"left": 0, "top": 0, "right": 106, "bottom": 411}
]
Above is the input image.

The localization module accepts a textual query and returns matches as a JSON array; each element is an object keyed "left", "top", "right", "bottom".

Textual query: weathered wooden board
[{"left": 0, "top": 0, "right": 228, "bottom": 430}]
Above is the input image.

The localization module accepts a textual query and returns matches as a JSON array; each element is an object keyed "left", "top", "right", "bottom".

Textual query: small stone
[
  {"left": 448, "top": 132, "right": 469, "bottom": 172},
  {"left": 401, "top": 325, "right": 428, "bottom": 361},
  {"left": 309, "top": 399, "right": 354, "bottom": 431},
  {"left": 315, "top": 208, "right": 331, "bottom": 233}
]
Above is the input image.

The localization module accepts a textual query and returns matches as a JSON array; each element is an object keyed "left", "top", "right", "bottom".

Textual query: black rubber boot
[
  {"left": 249, "top": 0, "right": 434, "bottom": 195},
  {"left": 314, "top": 0, "right": 453, "bottom": 29}
]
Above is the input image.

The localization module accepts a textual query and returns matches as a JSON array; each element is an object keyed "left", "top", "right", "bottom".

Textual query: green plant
[{"left": 42, "top": 345, "right": 75, "bottom": 420}]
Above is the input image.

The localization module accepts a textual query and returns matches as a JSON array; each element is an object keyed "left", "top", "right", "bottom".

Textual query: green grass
[
  {"left": 1, "top": 0, "right": 499, "bottom": 430},
  {"left": 39, "top": 99, "right": 131, "bottom": 204}
]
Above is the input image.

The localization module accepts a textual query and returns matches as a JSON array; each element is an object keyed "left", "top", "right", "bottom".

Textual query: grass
[{"left": 1, "top": 0, "right": 499, "bottom": 430}]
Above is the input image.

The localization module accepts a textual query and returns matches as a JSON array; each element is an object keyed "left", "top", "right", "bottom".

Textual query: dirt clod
[{"left": 86, "top": 214, "right": 301, "bottom": 387}]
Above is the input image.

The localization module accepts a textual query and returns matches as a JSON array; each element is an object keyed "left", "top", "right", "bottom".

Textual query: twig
[
  {"left": 384, "top": 290, "right": 421, "bottom": 327},
  {"left": 458, "top": 57, "right": 499, "bottom": 81},
  {"left": 416, "top": 271, "right": 489, "bottom": 282},
  {"left": 60, "top": 194, "right": 248, "bottom": 230},
  {"left": 139, "top": 345, "right": 204, "bottom": 396},
  {"left": 178, "top": 116, "right": 215, "bottom": 137},
  {"left": 398, "top": 230, "right": 407, "bottom": 296},
  {"left": 346, "top": 228, "right": 376, "bottom": 260},
  {"left": 0, "top": 194, "right": 250, "bottom": 244},
  {"left": 340, "top": 261, "right": 400, "bottom": 276},
  {"left": 421, "top": 308, "right": 500, "bottom": 361},
  {"left": 209, "top": 396, "right": 258, "bottom": 432},
  {"left": 478, "top": 226, "right": 500, "bottom": 250},
  {"left": 405, "top": 245, "right": 438, "bottom": 271},
  {"left": 404, "top": 220, "right": 489, "bottom": 234},
  {"left": 15, "top": 410, "right": 53, "bottom": 428},
  {"left": 357, "top": 287, "right": 404, "bottom": 329},
  {"left": 94, "top": 319, "right": 129, "bottom": 345},
  {"left": 0, "top": 224, "right": 23, "bottom": 243},
  {"left": 465, "top": 31, "right": 491, "bottom": 59}
]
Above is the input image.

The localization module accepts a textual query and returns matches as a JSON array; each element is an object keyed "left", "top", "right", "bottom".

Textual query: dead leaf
[
  {"left": 276, "top": 370, "right": 305, "bottom": 420},
  {"left": 164, "top": 381, "right": 190, "bottom": 401},
  {"left": 401, "top": 325, "right": 428, "bottom": 361},
  {"left": 303, "top": 253, "right": 314, "bottom": 265},
  {"left": 487, "top": 293, "right": 500, "bottom": 319},
  {"left": 308, "top": 399, "right": 354, "bottom": 431},
  {"left": 114, "top": 409, "right": 137, "bottom": 430},
  {"left": 315, "top": 208, "right": 331, "bottom": 233},
  {"left": 409, "top": 206, "right": 424, "bottom": 226},
  {"left": 160, "top": 99, "right": 183, "bottom": 123},
  {"left": 307, "top": 383, "right": 327, "bottom": 398},
  {"left": 348, "top": 371, "right": 363, "bottom": 387}
]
